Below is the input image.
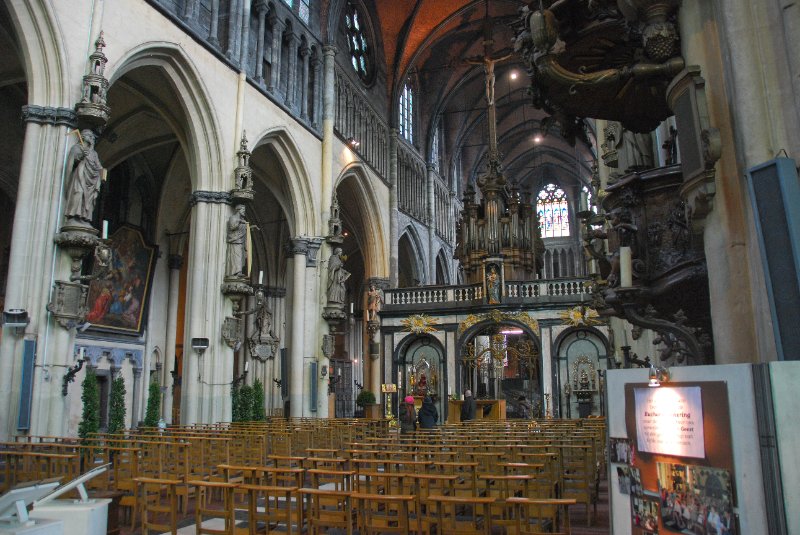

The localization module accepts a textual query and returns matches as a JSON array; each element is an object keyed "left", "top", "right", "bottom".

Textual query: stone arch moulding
[
  {"left": 4, "top": 0, "right": 70, "bottom": 106},
  {"left": 398, "top": 225, "right": 426, "bottom": 285},
  {"left": 391, "top": 331, "right": 447, "bottom": 367},
  {"left": 334, "top": 162, "right": 389, "bottom": 276},
  {"left": 108, "top": 42, "right": 224, "bottom": 192},
  {"left": 455, "top": 311, "right": 542, "bottom": 358},
  {"left": 252, "top": 126, "right": 317, "bottom": 237},
  {"left": 435, "top": 248, "right": 451, "bottom": 285},
  {"left": 551, "top": 325, "right": 610, "bottom": 362}
]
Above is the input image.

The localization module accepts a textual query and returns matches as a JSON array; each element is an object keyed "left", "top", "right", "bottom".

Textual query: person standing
[
  {"left": 418, "top": 396, "right": 438, "bottom": 429},
  {"left": 399, "top": 395, "right": 416, "bottom": 434},
  {"left": 461, "top": 390, "right": 477, "bottom": 421}
]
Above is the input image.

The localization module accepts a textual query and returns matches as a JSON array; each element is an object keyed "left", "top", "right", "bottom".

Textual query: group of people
[
  {"left": 399, "top": 390, "right": 479, "bottom": 433},
  {"left": 663, "top": 489, "right": 734, "bottom": 535}
]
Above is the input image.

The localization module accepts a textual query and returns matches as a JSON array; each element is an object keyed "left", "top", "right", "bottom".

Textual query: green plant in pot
[{"left": 356, "top": 390, "right": 376, "bottom": 407}]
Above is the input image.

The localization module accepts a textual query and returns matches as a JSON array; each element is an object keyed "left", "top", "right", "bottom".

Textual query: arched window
[
  {"left": 399, "top": 83, "right": 414, "bottom": 143},
  {"left": 299, "top": 0, "right": 311, "bottom": 23},
  {"left": 344, "top": 1, "right": 370, "bottom": 81},
  {"left": 537, "top": 183, "right": 570, "bottom": 238}
]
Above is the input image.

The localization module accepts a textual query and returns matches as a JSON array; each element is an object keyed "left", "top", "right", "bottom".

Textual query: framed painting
[{"left": 85, "top": 225, "right": 157, "bottom": 335}]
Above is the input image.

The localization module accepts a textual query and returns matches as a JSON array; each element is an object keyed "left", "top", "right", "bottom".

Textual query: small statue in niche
[{"left": 328, "top": 192, "right": 343, "bottom": 242}]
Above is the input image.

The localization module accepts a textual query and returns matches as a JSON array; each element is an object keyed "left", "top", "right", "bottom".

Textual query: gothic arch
[
  {"left": 398, "top": 226, "right": 425, "bottom": 288},
  {"left": 109, "top": 42, "right": 224, "bottom": 191},
  {"left": 3, "top": 0, "right": 69, "bottom": 106},
  {"left": 334, "top": 163, "right": 389, "bottom": 277},
  {"left": 435, "top": 248, "right": 450, "bottom": 285},
  {"left": 252, "top": 127, "right": 317, "bottom": 237}
]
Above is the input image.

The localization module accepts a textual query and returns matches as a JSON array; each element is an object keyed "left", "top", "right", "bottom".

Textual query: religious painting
[
  {"left": 656, "top": 462, "right": 736, "bottom": 535},
  {"left": 85, "top": 225, "right": 157, "bottom": 335}
]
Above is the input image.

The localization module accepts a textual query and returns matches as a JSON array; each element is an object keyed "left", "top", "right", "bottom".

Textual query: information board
[{"left": 634, "top": 386, "right": 705, "bottom": 458}]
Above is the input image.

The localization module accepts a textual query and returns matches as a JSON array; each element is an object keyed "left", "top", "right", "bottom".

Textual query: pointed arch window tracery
[
  {"left": 344, "top": 1, "right": 371, "bottom": 81},
  {"left": 537, "top": 183, "right": 570, "bottom": 238}
]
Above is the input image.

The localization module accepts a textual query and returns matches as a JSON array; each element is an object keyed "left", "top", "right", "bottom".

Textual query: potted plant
[{"left": 356, "top": 390, "right": 380, "bottom": 419}]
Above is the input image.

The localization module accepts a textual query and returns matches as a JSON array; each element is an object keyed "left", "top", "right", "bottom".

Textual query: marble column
[
  {"left": 389, "top": 129, "right": 399, "bottom": 287},
  {"left": 285, "top": 33, "right": 300, "bottom": 109},
  {"left": 182, "top": 197, "right": 229, "bottom": 425},
  {"left": 268, "top": 15, "right": 285, "bottom": 94},
  {"left": 300, "top": 43, "right": 310, "bottom": 120},
  {"left": 253, "top": 0, "right": 268, "bottom": 86},
  {"left": 321, "top": 45, "right": 336, "bottom": 232},
  {"left": 0, "top": 108, "right": 73, "bottom": 440},
  {"left": 131, "top": 367, "right": 142, "bottom": 427},
  {"left": 162, "top": 254, "right": 182, "bottom": 423},
  {"left": 288, "top": 238, "right": 308, "bottom": 417}
]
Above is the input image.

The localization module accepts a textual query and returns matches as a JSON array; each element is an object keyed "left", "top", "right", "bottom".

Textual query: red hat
[{"left": 404, "top": 396, "right": 415, "bottom": 403}]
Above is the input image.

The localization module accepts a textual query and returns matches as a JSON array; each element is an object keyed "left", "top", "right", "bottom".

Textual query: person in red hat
[{"left": 399, "top": 395, "right": 417, "bottom": 434}]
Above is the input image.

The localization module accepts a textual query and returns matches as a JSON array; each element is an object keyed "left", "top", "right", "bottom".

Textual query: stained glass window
[
  {"left": 344, "top": 1, "right": 370, "bottom": 81},
  {"left": 299, "top": 0, "right": 310, "bottom": 23},
  {"left": 537, "top": 183, "right": 570, "bottom": 238},
  {"left": 399, "top": 83, "right": 414, "bottom": 143},
  {"left": 282, "top": 0, "right": 293, "bottom": 7}
]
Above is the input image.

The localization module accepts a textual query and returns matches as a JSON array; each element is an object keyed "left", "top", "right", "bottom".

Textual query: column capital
[
  {"left": 322, "top": 45, "right": 337, "bottom": 57},
  {"left": 255, "top": 0, "right": 268, "bottom": 13},
  {"left": 300, "top": 43, "right": 311, "bottom": 57},
  {"left": 190, "top": 190, "right": 231, "bottom": 206},
  {"left": 21, "top": 105, "right": 77, "bottom": 127},
  {"left": 268, "top": 12, "right": 285, "bottom": 29},
  {"left": 288, "top": 237, "right": 309, "bottom": 255}
]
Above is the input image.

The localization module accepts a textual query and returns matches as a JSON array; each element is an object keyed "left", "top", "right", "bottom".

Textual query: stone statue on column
[
  {"left": 326, "top": 247, "right": 350, "bottom": 304},
  {"left": 226, "top": 204, "right": 249, "bottom": 280},
  {"left": 367, "top": 283, "right": 383, "bottom": 322},
  {"left": 64, "top": 129, "right": 104, "bottom": 225}
]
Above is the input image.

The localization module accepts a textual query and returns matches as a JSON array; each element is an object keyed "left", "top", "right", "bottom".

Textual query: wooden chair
[
  {"left": 307, "top": 468, "right": 355, "bottom": 492},
  {"left": 239, "top": 484, "right": 300, "bottom": 535},
  {"left": 190, "top": 480, "right": 237, "bottom": 535},
  {"left": 135, "top": 476, "right": 181, "bottom": 535},
  {"left": 299, "top": 488, "right": 353, "bottom": 535},
  {"left": 506, "top": 497, "right": 576, "bottom": 534},
  {"left": 352, "top": 492, "right": 414, "bottom": 535},
  {"left": 424, "top": 494, "right": 495, "bottom": 535}
]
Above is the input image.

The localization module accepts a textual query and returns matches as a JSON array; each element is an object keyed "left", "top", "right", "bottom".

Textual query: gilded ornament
[
  {"left": 457, "top": 310, "right": 540, "bottom": 336},
  {"left": 400, "top": 314, "right": 440, "bottom": 334},
  {"left": 559, "top": 306, "right": 602, "bottom": 327}
]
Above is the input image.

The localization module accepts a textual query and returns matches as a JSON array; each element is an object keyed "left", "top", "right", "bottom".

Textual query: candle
[
  {"left": 258, "top": 270, "right": 263, "bottom": 285},
  {"left": 102, "top": 220, "right": 108, "bottom": 240},
  {"left": 350, "top": 303, "right": 354, "bottom": 315},
  {"left": 245, "top": 361, "right": 249, "bottom": 373},
  {"left": 579, "top": 192, "right": 589, "bottom": 214},
  {"left": 619, "top": 246, "right": 632, "bottom": 287}
]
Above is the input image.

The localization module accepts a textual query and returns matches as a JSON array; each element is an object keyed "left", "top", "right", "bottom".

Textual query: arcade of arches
[{"left": 0, "top": 0, "right": 799, "bottom": 516}]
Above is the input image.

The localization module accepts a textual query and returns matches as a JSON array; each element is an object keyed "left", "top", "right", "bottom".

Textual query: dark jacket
[
  {"left": 461, "top": 396, "right": 477, "bottom": 421},
  {"left": 417, "top": 398, "right": 438, "bottom": 429},
  {"left": 399, "top": 402, "right": 416, "bottom": 433}
]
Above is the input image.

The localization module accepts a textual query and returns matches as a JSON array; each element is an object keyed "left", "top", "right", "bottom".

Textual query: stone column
[
  {"left": 0, "top": 108, "right": 74, "bottom": 440},
  {"left": 254, "top": 0, "right": 268, "bottom": 85},
  {"left": 131, "top": 367, "right": 142, "bottom": 426},
  {"left": 227, "top": 0, "right": 243, "bottom": 63},
  {"left": 208, "top": 0, "right": 221, "bottom": 47},
  {"left": 268, "top": 15, "right": 285, "bottom": 94},
  {"left": 183, "top": 0, "right": 199, "bottom": 24},
  {"left": 288, "top": 238, "right": 308, "bottom": 417},
  {"left": 427, "top": 163, "right": 436, "bottom": 283},
  {"left": 285, "top": 32, "right": 300, "bottom": 109},
  {"left": 239, "top": 0, "right": 253, "bottom": 68},
  {"left": 311, "top": 51, "right": 322, "bottom": 128},
  {"left": 321, "top": 45, "right": 336, "bottom": 232},
  {"left": 388, "top": 129, "right": 399, "bottom": 287},
  {"left": 300, "top": 44, "right": 310, "bottom": 120},
  {"left": 162, "top": 254, "right": 182, "bottom": 423},
  {"left": 182, "top": 195, "right": 229, "bottom": 425}
]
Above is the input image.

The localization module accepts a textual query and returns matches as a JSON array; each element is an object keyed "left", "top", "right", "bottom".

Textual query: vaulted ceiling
[{"left": 342, "top": 0, "right": 596, "bottom": 194}]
